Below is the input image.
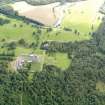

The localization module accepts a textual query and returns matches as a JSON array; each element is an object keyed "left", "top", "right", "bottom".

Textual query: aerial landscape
[{"left": 0, "top": 0, "right": 105, "bottom": 104}]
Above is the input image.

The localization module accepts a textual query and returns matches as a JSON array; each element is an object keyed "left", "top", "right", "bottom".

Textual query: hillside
[{"left": 0, "top": 0, "right": 105, "bottom": 105}]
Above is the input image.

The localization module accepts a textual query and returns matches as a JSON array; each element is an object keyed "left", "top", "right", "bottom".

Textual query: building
[{"left": 15, "top": 54, "right": 41, "bottom": 70}]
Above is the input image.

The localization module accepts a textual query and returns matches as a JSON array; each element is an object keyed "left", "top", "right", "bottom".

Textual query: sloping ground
[
  {"left": 42, "top": 0, "right": 104, "bottom": 42},
  {"left": 62, "top": 0, "right": 104, "bottom": 33},
  {"left": 11, "top": 1, "right": 66, "bottom": 26}
]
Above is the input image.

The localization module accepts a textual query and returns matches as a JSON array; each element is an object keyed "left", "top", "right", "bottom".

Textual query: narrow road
[{"left": 52, "top": 2, "right": 75, "bottom": 27}]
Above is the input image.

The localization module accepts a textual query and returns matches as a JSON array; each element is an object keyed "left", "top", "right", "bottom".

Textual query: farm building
[{"left": 14, "top": 54, "right": 41, "bottom": 70}]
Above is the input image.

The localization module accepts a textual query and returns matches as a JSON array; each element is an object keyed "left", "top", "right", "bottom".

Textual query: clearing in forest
[
  {"left": 45, "top": 53, "right": 71, "bottom": 70},
  {"left": 96, "top": 81, "right": 105, "bottom": 93}
]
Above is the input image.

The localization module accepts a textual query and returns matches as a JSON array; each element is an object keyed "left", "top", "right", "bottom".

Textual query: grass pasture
[
  {"left": 0, "top": 14, "right": 37, "bottom": 43},
  {"left": 62, "top": 0, "right": 104, "bottom": 31},
  {"left": 96, "top": 81, "right": 105, "bottom": 93},
  {"left": 43, "top": 0, "right": 104, "bottom": 42},
  {"left": 0, "top": 14, "right": 45, "bottom": 73},
  {"left": 43, "top": 28, "right": 91, "bottom": 42},
  {"left": 45, "top": 53, "right": 71, "bottom": 70},
  {"left": 0, "top": 14, "right": 43, "bottom": 56},
  {"left": 11, "top": 0, "right": 104, "bottom": 43},
  {"left": 0, "top": 0, "right": 104, "bottom": 73}
]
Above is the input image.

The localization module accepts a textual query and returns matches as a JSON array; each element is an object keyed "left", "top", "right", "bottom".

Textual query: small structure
[
  {"left": 43, "top": 43, "right": 49, "bottom": 50},
  {"left": 54, "top": 18, "right": 62, "bottom": 27},
  {"left": 27, "top": 54, "right": 41, "bottom": 63},
  {"left": 16, "top": 56, "right": 25, "bottom": 70}
]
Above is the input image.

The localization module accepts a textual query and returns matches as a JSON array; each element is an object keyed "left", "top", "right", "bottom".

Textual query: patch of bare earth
[{"left": 11, "top": 1, "right": 62, "bottom": 26}]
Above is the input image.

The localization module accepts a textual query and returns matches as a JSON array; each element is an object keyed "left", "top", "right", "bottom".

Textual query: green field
[
  {"left": 45, "top": 53, "right": 71, "bottom": 70},
  {"left": 0, "top": 0, "right": 104, "bottom": 72},
  {"left": 0, "top": 14, "right": 37, "bottom": 43},
  {"left": 43, "top": 0, "right": 103, "bottom": 42},
  {"left": 96, "top": 81, "right": 105, "bottom": 93},
  {"left": 43, "top": 28, "right": 91, "bottom": 42},
  {"left": 0, "top": 14, "right": 44, "bottom": 73}
]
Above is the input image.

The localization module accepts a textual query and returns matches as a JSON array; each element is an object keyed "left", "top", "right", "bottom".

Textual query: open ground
[
  {"left": 42, "top": 0, "right": 104, "bottom": 42},
  {"left": 0, "top": 0, "right": 104, "bottom": 74},
  {"left": 11, "top": 1, "right": 69, "bottom": 26}
]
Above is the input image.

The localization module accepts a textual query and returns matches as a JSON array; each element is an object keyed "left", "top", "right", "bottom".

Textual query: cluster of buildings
[{"left": 15, "top": 54, "right": 41, "bottom": 70}]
